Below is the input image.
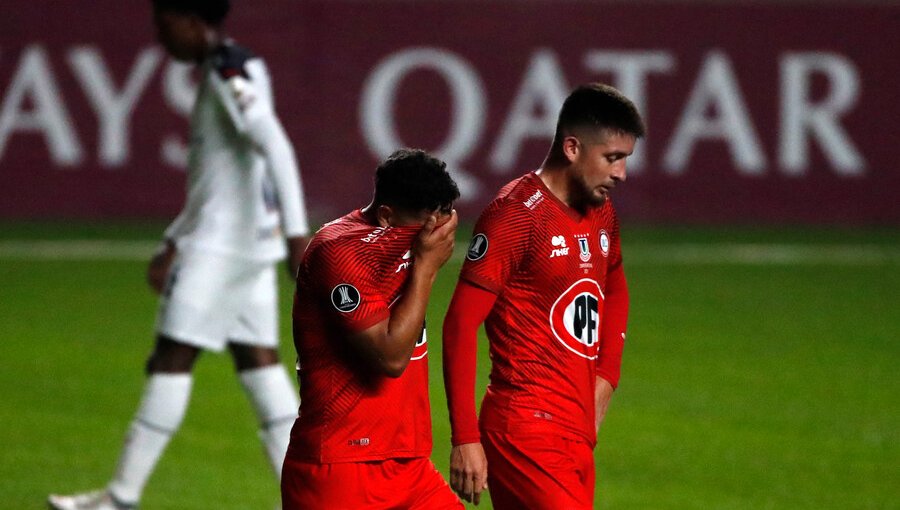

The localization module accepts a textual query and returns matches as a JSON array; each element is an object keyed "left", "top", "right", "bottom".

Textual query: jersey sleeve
[
  {"left": 596, "top": 206, "right": 628, "bottom": 388},
  {"left": 312, "top": 242, "right": 390, "bottom": 334},
  {"left": 606, "top": 204, "right": 624, "bottom": 272},
  {"left": 443, "top": 280, "right": 497, "bottom": 445},
  {"left": 459, "top": 199, "right": 532, "bottom": 294},
  {"left": 210, "top": 50, "right": 310, "bottom": 238}
]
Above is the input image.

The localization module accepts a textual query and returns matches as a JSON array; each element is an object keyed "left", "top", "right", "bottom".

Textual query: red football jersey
[
  {"left": 287, "top": 210, "right": 432, "bottom": 463},
  {"left": 460, "top": 172, "right": 626, "bottom": 445}
]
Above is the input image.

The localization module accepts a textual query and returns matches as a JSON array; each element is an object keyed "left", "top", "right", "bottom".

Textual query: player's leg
[
  {"left": 48, "top": 337, "right": 200, "bottom": 510},
  {"left": 481, "top": 428, "right": 595, "bottom": 510},
  {"left": 105, "top": 336, "right": 200, "bottom": 504},
  {"left": 104, "top": 251, "right": 243, "bottom": 503},
  {"left": 229, "top": 344, "right": 298, "bottom": 478},
  {"left": 228, "top": 263, "right": 298, "bottom": 479},
  {"left": 50, "top": 251, "right": 240, "bottom": 510}
]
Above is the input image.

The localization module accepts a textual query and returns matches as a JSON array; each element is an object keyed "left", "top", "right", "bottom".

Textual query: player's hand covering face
[{"left": 412, "top": 209, "right": 458, "bottom": 273}]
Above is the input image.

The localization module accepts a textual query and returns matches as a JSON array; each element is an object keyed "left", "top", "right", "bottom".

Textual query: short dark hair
[
  {"left": 151, "top": 0, "right": 230, "bottom": 25},
  {"left": 553, "top": 83, "right": 645, "bottom": 144},
  {"left": 373, "top": 149, "right": 459, "bottom": 213}
]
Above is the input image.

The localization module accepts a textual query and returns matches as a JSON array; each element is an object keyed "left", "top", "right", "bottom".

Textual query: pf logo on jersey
[
  {"left": 549, "top": 279, "right": 604, "bottom": 359},
  {"left": 331, "top": 284, "right": 360, "bottom": 313}
]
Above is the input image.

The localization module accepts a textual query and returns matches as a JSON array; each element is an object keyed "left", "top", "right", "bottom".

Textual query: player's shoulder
[
  {"left": 309, "top": 213, "right": 368, "bottom": 250},
  {"left": 211, "top": 40, "right": 260, "bottom": 81},
  {"left": 309, "top": 212, "right": 394, "bottom": 260},
  {"left": 480, "top": 172, "right": 547, "bottom": 222}
]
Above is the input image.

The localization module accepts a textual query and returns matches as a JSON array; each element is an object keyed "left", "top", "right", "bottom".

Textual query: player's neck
[
  {"left": 360, "top": 203, "right": 388, "bottom": 227},
  {"left": 536, "top": 165, "right": 589, "bottom": 216}
]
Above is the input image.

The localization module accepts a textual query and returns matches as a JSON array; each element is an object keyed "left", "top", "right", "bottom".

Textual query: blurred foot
[{"left": 48, "top": 490, "right": 135, "bottom": 510}]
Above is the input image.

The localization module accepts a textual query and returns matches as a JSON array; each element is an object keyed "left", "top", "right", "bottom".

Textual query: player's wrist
[
  {"left": 411, "top": 259, "right": 441, "bottom": 282},
  {"left": 450, "top": 433, "right": 481, "bottom": 446}
]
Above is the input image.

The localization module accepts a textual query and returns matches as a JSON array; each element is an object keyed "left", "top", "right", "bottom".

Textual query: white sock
[
  {"left": 107, "top": 373, "right": 192, "bottom": 504},
  {"left": 238, "top": 364, "right": 299, "bottom": 478}
]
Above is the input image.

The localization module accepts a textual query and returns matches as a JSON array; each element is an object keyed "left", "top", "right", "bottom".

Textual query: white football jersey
[{"left": 165, "top": 41, "right": 309, "bottom": 262}]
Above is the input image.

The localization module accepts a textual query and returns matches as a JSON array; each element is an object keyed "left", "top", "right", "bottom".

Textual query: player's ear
[
  {"left": 375, "top": 204, "right": 394, "bottom": 227},
  {"left": 561, "top": 136, "right": 580, "bottom": 163}
]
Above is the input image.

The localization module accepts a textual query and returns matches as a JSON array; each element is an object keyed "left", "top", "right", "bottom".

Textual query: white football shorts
[{"left": 155, "top": 250, "right": 279, "bottom": 351}]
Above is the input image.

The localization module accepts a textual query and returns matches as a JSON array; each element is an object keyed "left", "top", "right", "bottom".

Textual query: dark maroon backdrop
[{"left": 1, "top": 1, "right": 897, "bottom": 225}]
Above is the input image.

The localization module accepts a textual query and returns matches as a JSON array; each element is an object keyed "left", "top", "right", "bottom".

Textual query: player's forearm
[
  {"left": 376, "top": 263, "right": 439, "bottom": 377},
  {"left": 286, "top": 236, "right": 309, "bottom": 278},
  {"left": 594, "top": 375, "right": 615, "bottom": 432},
  {"left": 597, "top": 264, "right": 628, "bottom": 388},
  {"left": 249, "top": 116, "right": 309, "bottom": 238},
  {"left": 443, "top": 281, "right": 495, "bottom": 445}
]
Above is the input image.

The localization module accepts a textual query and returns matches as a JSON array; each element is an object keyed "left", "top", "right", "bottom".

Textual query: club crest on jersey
[
  {"left": 599, "top": 229, "right": 610, "bottom": 257},
  {"left": 331, "top": 284, "right": 360, "bottom": 313},
  {"left": 576, "top": 235, "right": 591, "bottom": 262},
  {"left": 549, "top": 279, "right": 604, "bottom": 359},
  {"left": 550, "top": 235, "right": 569, "bottom": 258},
  {"left": 467, "top": 234, "right": 489, "bottom": 261}
]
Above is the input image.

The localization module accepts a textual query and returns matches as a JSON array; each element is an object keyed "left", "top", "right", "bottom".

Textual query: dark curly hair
[{"left": 373, "top": 149, "right": 460, "bottom": 214}]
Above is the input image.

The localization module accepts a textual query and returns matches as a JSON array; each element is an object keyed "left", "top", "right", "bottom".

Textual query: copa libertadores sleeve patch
[
  {"left": 331, "top": 284, "right": 361, "bottom": 312},
  {"left": 466, "top": 234, "right": 489, "bottom": 261}
]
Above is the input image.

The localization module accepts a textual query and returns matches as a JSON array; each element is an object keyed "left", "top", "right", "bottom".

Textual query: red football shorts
[
  {"left": 281, "top": 456, "right": 462, "bottom": 509},
  {"left": 482, "top": 428, "right": 596, "bottom": 510}
]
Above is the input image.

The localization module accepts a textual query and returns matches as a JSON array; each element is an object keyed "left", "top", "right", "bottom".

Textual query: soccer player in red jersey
[
  {"left": 442, "top": 83, "right": 645, "bottom": 508},
  {"left": 282, "top": 149, "right": 463, "bottom": 509}
]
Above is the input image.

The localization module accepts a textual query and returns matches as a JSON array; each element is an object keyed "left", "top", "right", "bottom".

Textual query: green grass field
[{"left": 1, "top": 222, "right": 898, "bottom": 509}]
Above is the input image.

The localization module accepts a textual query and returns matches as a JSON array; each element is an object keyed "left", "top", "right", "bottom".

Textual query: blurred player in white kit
[{"left": 49, "top": 0, "right": 309, "bottom": 508}]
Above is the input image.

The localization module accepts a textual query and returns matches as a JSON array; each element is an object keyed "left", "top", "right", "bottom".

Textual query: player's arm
[
  {"left": 242, "top": 90, "right": 310, "bottom": 277},
  {"left": 147, "top": 238, "right": 176, "bottom": 294},
  {"left": 596, "top": 262, "right": 628, "bottom": 431},
  {"left": 286, "top": 235, "right": 310, "bottom": 279},
  {"left": 347, "top": 212, "right": 457, "bottom": 378},
  {"left": 444, "top": 202, "right": 529, "bottom": 504},
  {"left": 148, "top": 211, "right": 191, "bottom": 293},
  {"left": 443, "top": 280, "right": 496, "bottom": 505},
  {"left": 243, "top": 111, "right": 309, "bottom": 273},
  {"left": 212, "top": 57, "right": 311, "bottom": 276}
]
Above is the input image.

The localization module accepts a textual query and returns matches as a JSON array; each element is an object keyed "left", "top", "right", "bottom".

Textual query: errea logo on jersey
[
  {"left": 331, "top": 284, "right": 360, "bottom": 313},
  {"left": 549, "top": 279, "right": 604, "bottom": 359},
  {"left": 550, "top": 235, "right": 569, "bottom": 258}
]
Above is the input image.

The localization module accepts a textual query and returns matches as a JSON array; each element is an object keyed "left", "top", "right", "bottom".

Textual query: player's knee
[
  {"left": 146, "top": 336, "right": 200, "bottom": 374},
  {"left": 229, "top": 344, "right": 280, "bottom": 371}
]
